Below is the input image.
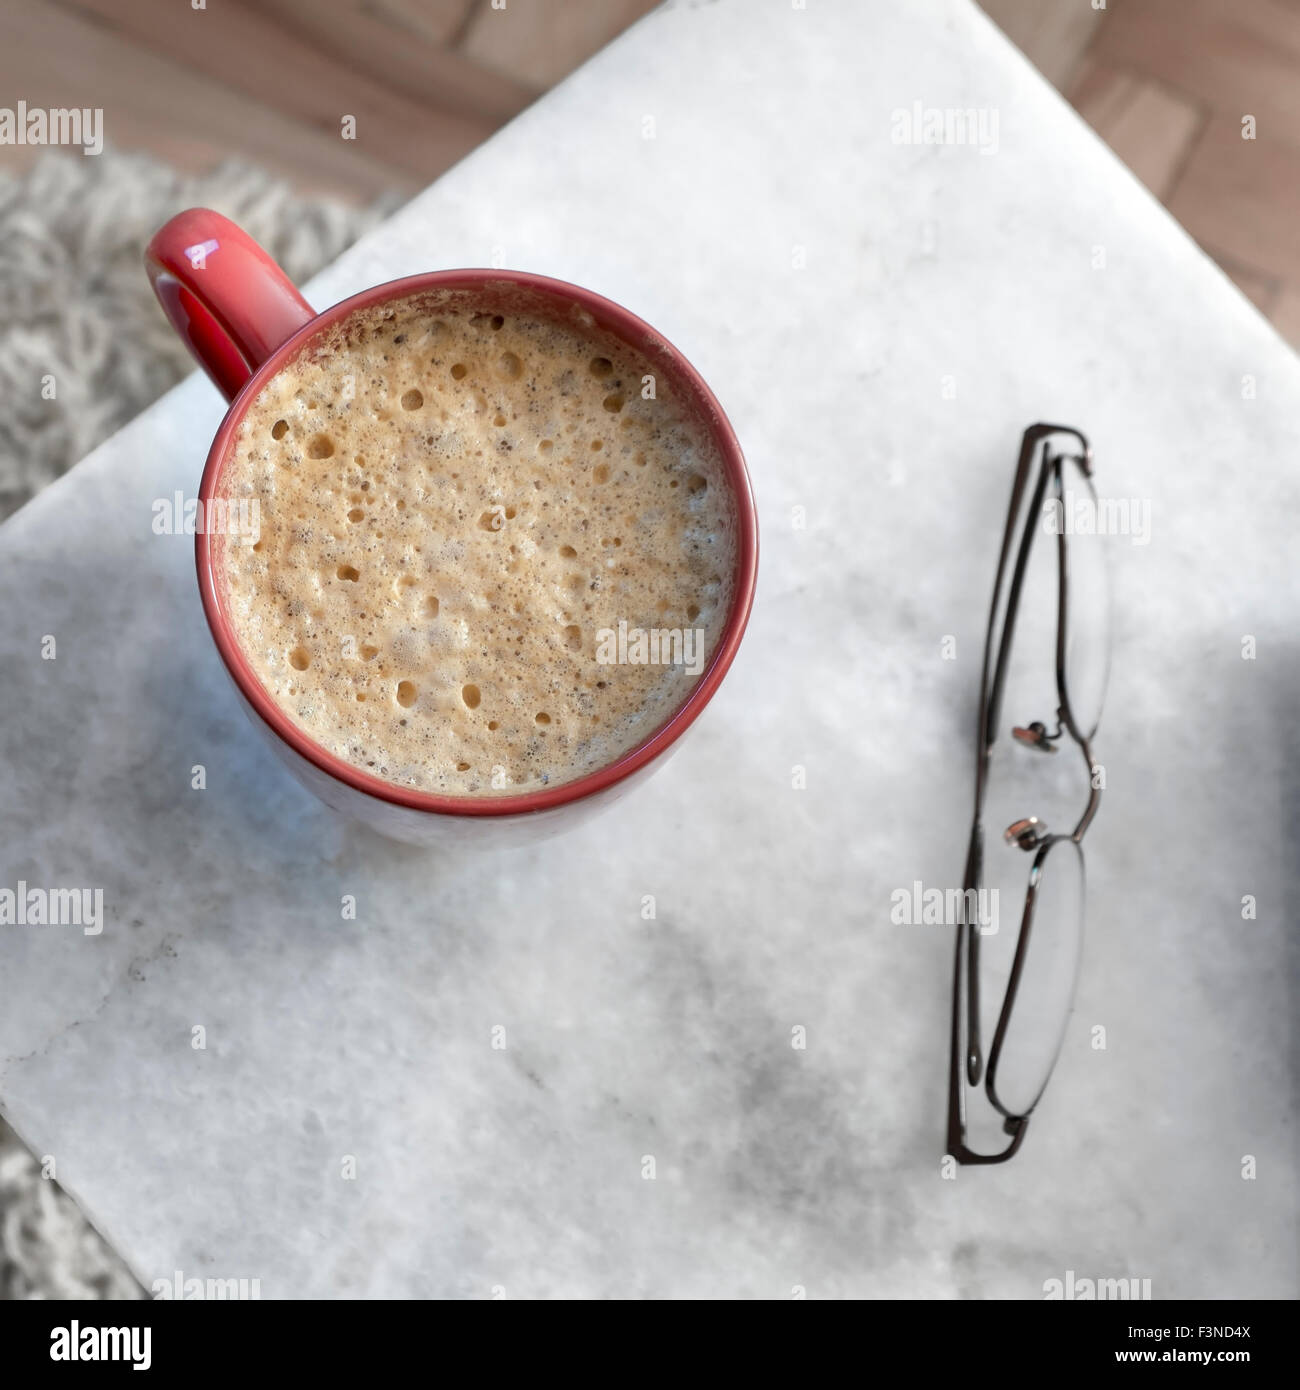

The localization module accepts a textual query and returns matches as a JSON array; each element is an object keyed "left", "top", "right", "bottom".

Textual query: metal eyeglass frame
[{"left": 946, "top": 423, "right": 1105, "bottom": 1165}]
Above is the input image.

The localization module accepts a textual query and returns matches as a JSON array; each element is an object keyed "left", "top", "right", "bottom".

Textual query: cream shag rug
[{"left": 0, "top": 149, "right": 393, "bottom": 1297}]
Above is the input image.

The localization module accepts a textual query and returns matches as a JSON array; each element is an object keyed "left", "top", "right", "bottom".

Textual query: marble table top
[{"left": 1, "top": 0, "right": 1296, "bottom": 1298}]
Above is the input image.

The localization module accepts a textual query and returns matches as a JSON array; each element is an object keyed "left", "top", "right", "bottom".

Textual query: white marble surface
[{"left": 1, "top": 0, "right": 1297, "bottom": 1298}]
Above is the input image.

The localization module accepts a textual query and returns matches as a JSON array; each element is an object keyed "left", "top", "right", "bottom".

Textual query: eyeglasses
[{"left": 947, "top": 424, "right": 1110, "bottom": 1164}]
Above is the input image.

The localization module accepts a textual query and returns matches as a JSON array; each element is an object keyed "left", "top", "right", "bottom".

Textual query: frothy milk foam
[{"left": 218, "top": 295, "right": 737, "bottom": 797}]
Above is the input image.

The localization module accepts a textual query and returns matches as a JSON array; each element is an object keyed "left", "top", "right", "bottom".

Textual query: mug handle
[{"left": 145, "top": 208, "right": 317, "bottom": 403}]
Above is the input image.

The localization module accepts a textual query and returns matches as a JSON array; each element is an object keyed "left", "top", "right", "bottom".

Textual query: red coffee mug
[{"left": 146, "top": 209, "right": 758, "bottom": 845}]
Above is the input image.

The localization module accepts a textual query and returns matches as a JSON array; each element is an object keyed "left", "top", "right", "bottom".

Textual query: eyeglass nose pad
[
  {"left": 1013, "top": 721, "right": 1058, "bottom": 753},
  {"left": 1004, "top": 817, "right": 1047, "bottom": 851}
]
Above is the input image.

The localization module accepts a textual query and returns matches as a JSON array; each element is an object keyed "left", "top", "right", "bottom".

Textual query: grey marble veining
[{"left": 0, "top": 0, "right": 1296, "bottom": 1297}]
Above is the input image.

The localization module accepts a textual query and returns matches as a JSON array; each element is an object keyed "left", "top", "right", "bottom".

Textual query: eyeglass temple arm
[
  {"left": 954, "top": 428, "right": 1044, "bottom": 1156},
  {"left": 948, "top": 1114, "right": 1030, "bottom": 1165},
  {"left": 982, "top": 424, "right": 1092, "bottom": 756},
  {"left": 982, "top": 429, "right": 1059, "bottom": 749},
  {"left": 1029, "top": 423, "right": 1091, "bottom": 472},
  {"left": 947, "top": 906, "right": 1031, "bottom": 1165},
  {"left": 962, "top": 821, "right": 984, "bottom": 1086}
]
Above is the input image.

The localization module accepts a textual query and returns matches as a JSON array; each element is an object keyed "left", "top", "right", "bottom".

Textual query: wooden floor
[
  {"left": 0, "top": 0, "right": 657, "bottom": 203},
  {"left": 1, "top": 1, "right": 1297, "bottom": 349},
  {"left": 982, "top": 0, "right": 1300, "bottom": 350}
]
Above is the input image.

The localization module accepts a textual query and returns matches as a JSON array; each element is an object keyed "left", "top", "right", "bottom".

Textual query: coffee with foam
[{"left": 218, "top": 294, "right": 737, "bottom": 797}]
